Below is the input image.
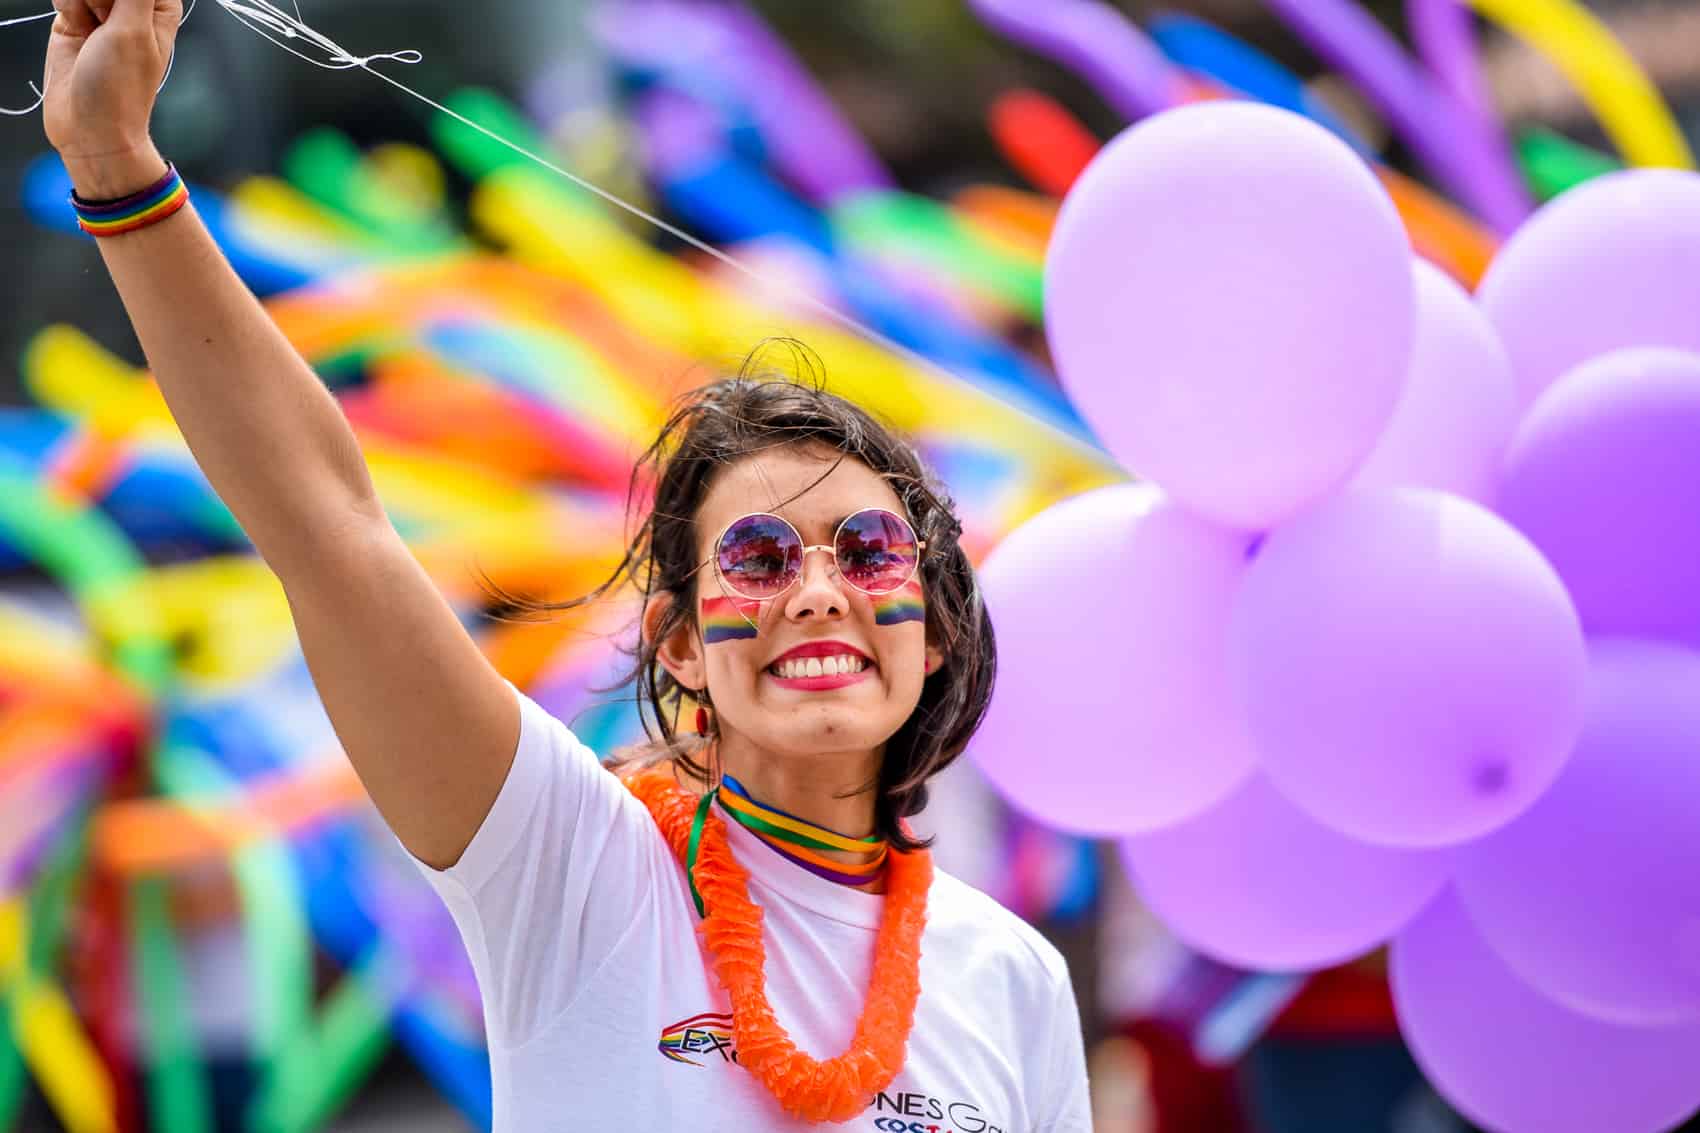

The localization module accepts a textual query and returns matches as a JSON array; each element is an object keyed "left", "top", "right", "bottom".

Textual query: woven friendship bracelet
[{"left": 70, "top": 162, "right": 190, "bottom": 238}]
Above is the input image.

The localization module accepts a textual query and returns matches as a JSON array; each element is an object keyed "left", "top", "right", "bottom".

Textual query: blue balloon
[{"left": 1148, "top": 13, "right": 1371, "bottom": 154}]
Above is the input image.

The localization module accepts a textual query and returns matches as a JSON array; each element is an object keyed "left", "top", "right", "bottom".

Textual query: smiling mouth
[
  {"left": 765, "top": 655, "right": 872, "bottom": 680},
  {"left": 764, "top": 658, "right": 876, "bottom": 689}
]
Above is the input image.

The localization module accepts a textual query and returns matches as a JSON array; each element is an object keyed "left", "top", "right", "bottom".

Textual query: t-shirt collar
[{"left": 720, "top": 804, "right": 886, "bottom": 930}]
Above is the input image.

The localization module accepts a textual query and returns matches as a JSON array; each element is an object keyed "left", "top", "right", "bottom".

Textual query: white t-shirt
[{"left": 415, "top": 688, "right": 1092, "bottom": 1132}]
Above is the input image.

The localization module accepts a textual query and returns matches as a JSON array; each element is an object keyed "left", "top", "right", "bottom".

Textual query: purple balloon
[
  {"left": 1407, "top": 0, "right": 1492, "bottom": 116},
  {"left": 972, "top": 484, "right": 1259, "bottom": 836},
  {"left": 1045, "top": 103, "right": 1414, "bottom": 530},
  {"left": 1497, "top": 347, "right": 1700, "bottom": 650},
  {"left": 1393, "top": 891, "right": 1700, "bottom": 1133},
  {"left": 968, "top": 0, "right": 1185, "bottom": 120},
  {"left": 1353, "top": 260, "right": 1518, "bottom": 504},
  {"left": 1478, "top": 169, "right": 1700, "bottom": 409},
  {"left": 1228, "top": 487, "right": 1587, "bottom": 847},
  {"left": 590, "top": 1, "right": 892, "bottom": 203},
  {"left": 1121, "top": 775, "right": 1452, "bottom": 971},
  {"left": 1265, "top": 0, "right": 1530, "bottom": 234},
  {"left": 1455, "top": 638, "right": 1700, "bottom": 1025}
]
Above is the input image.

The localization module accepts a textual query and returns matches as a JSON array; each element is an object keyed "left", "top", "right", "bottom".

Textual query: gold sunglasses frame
[{"left": 706, "top": 507, "right": 928, "bottom": 627}]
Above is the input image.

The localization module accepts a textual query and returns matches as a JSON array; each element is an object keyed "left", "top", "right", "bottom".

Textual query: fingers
[
  {"left": 51, "top": 0, "right": 100, "bottom": 37},
  {"left": 103, "top": 0, "right": 152, "bottom": 30}
]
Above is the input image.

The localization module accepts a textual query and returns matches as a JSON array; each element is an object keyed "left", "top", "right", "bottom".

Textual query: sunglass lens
[
  {"left": 718, "top": 514, "right": 801, "bottom": 599},
  {"left": 837, "top": 510, "right": 920, "bottom": 594}
]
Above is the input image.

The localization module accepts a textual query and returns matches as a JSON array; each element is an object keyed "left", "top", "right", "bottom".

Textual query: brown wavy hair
[{"left": 500, "top": 340, "right": 996, "bottom": 852}]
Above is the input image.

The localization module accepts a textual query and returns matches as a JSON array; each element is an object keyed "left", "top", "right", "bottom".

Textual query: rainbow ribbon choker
[
  {"left": 70, "top": 163, "right": 191, "bottom": 238},
  {"left": 687, "top": 774, "right": 889, "bottom": 905}
]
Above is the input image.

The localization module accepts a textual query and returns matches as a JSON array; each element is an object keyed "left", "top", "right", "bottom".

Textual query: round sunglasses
[{"left": 710, "top": 507, "right": 927, "bottom": 603}]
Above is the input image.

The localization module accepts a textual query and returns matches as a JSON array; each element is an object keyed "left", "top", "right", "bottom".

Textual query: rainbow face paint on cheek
[
  {"left": 872, "top": 579, "right": 926, "bottom": 627},
  {"left": 701, "top": 595, "right": 763, "bottom": 643}
]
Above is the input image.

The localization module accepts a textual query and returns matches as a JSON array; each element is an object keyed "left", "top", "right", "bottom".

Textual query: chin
[{"left": 766, "top": 716, "right": 889, "bottom": 752}]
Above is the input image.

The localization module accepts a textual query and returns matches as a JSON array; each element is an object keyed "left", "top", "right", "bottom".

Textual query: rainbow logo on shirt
[{"left": 658, "top": 1011, "right": 738, "bottom": 1065}]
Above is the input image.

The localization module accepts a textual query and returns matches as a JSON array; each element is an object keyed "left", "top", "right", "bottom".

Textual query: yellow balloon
[
  {"left": 473, "top": 167, "right": 1116, "bottom": 488},
  {"left": 13, "top": 982, "right": 117, "bottom": 1133},
  {"left": 133, "top": 558, "right": 297, "bottom": 684},
  {"left": 1, "top": 902, "right": 117, "bottom": 1133},
  {"left": 1465, "top": 0, "right": 1694, "bottom": 169},
  {"left": 364, "top": 143, "right": 449, "bottom": 214}
]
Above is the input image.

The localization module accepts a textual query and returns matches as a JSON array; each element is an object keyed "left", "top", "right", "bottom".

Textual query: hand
[{"left": 42, "top": 0, "right": 183, "bottom": 197}]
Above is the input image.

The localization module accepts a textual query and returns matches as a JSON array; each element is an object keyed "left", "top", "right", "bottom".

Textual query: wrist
[{"left": 63, "top": 144, "right": 169, "bottom": 202}]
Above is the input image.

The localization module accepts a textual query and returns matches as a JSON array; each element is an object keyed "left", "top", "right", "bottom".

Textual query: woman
[{"left": 41, "top": 1, "right": 1092, "bottom": 1127}]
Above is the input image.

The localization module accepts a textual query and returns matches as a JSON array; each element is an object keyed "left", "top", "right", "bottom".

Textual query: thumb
[
  {"left": 51, "top": 0, "right": 100, "bottom": 38},
  {"left": 152, "top": 0, "right": 184, "bottom": 46}
]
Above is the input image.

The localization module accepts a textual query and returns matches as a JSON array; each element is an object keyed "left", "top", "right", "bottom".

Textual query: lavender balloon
[
  {"left": 1353, "top": 260, "right": 1518, "bottom": 504},
  {"left": 1265, "top": 0, "right": 1530, "bottom": 233},
  {"left": 1392, "top": 891, "right": 1700, "bottom": 1133},
  {"left": 1228, "top": 487, "right": 1587, "bottom": 847},
  {"left": 1045, "top": 102, "right": 1414, "bottom": 530},
  {"left": 1477, "top": 169, "right": 1700, "bottom": 408},
  {"left": 1121, "top": 775, "right": 1451, "bottom": 971},
  {"left": 973, "top": 483, "right": 1258, "bottom": 836},
  {"left": 969, "top": 0, "right": 1185, "bottom": 120},
  {"left": 1456, "top": 638, "right": 1700, "bottom": 1025},
  {"left": 1497, "top": 347, "right": 1700, "bottom": 650}
]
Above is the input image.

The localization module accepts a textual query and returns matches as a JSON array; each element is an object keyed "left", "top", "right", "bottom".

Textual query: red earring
[{"left": 696, "top": 705, "right": 709, "bottom": 734}]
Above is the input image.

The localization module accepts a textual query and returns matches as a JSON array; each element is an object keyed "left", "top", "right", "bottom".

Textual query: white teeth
[{"left": 770, "top": 654, "right": 867, "bottom": 679}]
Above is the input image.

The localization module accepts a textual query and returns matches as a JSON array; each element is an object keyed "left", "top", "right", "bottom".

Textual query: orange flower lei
[{"left": 624, "top": 766, "right": 932, "bottom": 1123}]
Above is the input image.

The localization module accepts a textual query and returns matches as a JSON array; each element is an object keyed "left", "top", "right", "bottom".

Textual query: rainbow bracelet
[{"left": 69, "top": 162, "right": 190, "bottom": 238}]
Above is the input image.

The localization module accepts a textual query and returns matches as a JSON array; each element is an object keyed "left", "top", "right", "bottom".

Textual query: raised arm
[{"left": 43, "top": 0, "right": 517, "bottom": 869}]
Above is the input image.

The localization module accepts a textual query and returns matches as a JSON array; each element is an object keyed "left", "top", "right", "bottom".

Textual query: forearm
[{"left": 76, "top": 149, "right": 383, "bottom": 574}]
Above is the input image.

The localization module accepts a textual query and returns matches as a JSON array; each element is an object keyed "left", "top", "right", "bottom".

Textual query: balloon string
[
  {"left": 1, "top": 1, "right": 203, "bottom": 118},
  {"left": 0, "top": 11, "right": 51, "bottom": 117},
  {"left": 2, "top": 0, "right": 1040, "bottom": 409}
]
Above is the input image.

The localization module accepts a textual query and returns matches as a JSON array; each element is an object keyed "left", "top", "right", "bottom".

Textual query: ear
[
  {"left": 923, "top": 640, "right": 945, "bottom": 677},
  {"left": 644, "top": 591, "right": 707, "bottom": 693}
]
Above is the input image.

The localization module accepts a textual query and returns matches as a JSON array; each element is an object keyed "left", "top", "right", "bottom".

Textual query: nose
[{"left": 784, "top": 544, "right": 847, "bottom": 619}]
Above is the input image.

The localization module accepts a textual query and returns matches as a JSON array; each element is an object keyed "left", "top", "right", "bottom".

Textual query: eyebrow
[{"left": 775, "top": 511, "right": 852, "bottom": 537}]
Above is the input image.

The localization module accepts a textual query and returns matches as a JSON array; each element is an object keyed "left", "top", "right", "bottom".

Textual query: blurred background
[{"left": 2, "top": 1, "right": 1699, "bottom": 1131}]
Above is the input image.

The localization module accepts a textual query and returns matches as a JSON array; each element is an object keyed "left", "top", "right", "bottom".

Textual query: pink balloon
[
  {"left": 972, "top": 484, "right": 1258, "bottom": 836},
  {"left": 1121, "top": 775, "right": 1452, "bottom": 971},
  {"left": 1228, "top": 487, "right": 1587, "bottom": 847},
  {"left": 1497, "top": 347, "right": 1700, "bottom": 650},
  {"left": 1477, "top": 169, "right": 1700, "bottom": 409},
  {"left": 1045, "top": 102, "right": 1414, "bottom": 529},
  {"left": 1393, "top": 891, "right": 1700, "bottom": 1133},
  {"left": 1352, "top": 260, "right": 1518, "bottom": 504},
  {"left": 1456, "top": 638, "right": 1700, "bottom": 1025}
]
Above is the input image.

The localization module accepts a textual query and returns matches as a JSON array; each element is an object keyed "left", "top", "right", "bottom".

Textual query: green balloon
[
  {"left": 251, "top": 944, "right": 400, "bottom": 1133},
  {"left": 832, "top": 191, "right": 1043, "bottom": 320},
  {"left": 0, "top": 999, "right": 24, "bottom": 1131},
  {"left": 0, "top": 465, "right": 173, "bottom": 694},
  {"left": 1516, "top": 127, "right": 1622, "bottom": 201},
  {"left": 154, "top": 745, "right": 314, "bottom": 1079},
  {"left": 131, "top": 876, "right": 215, "bottom": 1133},
  {"left": 434, "top": 87, "right": 558, "bottom": 181},
  {"left": 282, "top": 128, "right": 464, "bottom": 255}
]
